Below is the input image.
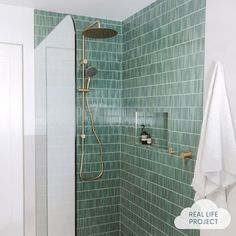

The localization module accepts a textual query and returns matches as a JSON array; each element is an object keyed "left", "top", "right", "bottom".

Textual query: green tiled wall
[
  {"left": 35, "top": 10, "right": 122, "bottom": 236},
  {"left": 121, "top": 0, "right": 205, "bottom": 235}
]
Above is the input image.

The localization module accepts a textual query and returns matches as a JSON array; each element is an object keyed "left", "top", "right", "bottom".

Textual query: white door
[{"left": 0, "top": 43, "right": 24, "bottom": 236}]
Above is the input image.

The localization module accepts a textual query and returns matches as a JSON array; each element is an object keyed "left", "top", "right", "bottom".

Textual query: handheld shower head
[
  {"left": 86, "top": 66, "right": 97, "bottom": 77},
  {"left": 86, "top": 66, "right": 97, "bottom": 89}
]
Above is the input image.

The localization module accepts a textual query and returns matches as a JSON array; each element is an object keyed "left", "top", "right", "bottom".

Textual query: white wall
[
  {"left": 0, "top": 4, "right": 35, "bottom": 236},
  {"left": 203, "top": 0, "right": 236, "bottom": 235}
]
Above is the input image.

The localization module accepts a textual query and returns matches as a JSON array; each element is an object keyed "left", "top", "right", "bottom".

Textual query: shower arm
[{"left": 84, "top": 20, "right": 101, "bottom": 31}]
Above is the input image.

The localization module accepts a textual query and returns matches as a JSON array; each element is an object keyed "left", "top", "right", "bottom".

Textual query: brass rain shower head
[{"left": 83, "top": 28, "right": 117, "bottom": 38}]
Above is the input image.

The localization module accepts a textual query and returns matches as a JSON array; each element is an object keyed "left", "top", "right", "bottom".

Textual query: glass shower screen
[{"left": 35, "top": 16, "right": 75, "bottom": 236}]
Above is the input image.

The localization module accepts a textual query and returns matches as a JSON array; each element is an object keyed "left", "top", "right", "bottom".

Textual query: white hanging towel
[{"left": 191, "top": 62, "right": 236, "bottom": 208}]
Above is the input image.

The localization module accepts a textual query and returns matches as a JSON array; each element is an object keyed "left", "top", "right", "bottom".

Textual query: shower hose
[{"left": 79, "top": 92, "right": 104, "bottom": 181}]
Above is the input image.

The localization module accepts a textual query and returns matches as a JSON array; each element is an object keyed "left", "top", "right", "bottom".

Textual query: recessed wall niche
[{"left": 135, "top": 111, "right": 168, "bottom": 149}]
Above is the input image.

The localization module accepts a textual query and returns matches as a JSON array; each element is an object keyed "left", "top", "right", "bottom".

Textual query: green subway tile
[{"left": 121, "top": 0, "right": 204, "bottom": 235}]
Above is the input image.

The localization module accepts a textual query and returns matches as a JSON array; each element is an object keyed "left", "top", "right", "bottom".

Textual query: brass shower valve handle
[
  {"left": 167, "top": 148, "right": 192, "bottom": 159},
  {"left": 168, "top": 147, "right": 176, "bottom": 155},
  {"left": 180, "top": 151, "right": 192, "bottom": 159}
]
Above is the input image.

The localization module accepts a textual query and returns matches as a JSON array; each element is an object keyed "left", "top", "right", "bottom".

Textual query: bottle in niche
[
  {"left": 147, "top": 134, "right": 152, "bottom": 145},
  {"left": 140, "top": 125, "right": 148, "bottom": 144}
]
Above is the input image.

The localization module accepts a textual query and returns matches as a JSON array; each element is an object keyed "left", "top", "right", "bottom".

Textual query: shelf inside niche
[{"left": 135, "top": 111, "right": 168, "bottom": 149}]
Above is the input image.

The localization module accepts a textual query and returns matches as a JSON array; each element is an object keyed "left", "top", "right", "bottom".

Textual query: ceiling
[{"left": 0, "top": 0, "right": 156, "bottom": 21}]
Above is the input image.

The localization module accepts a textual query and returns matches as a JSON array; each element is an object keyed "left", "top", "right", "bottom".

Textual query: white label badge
[{"left": 174, "top": 199, "right": 231, "bottom": 229}]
